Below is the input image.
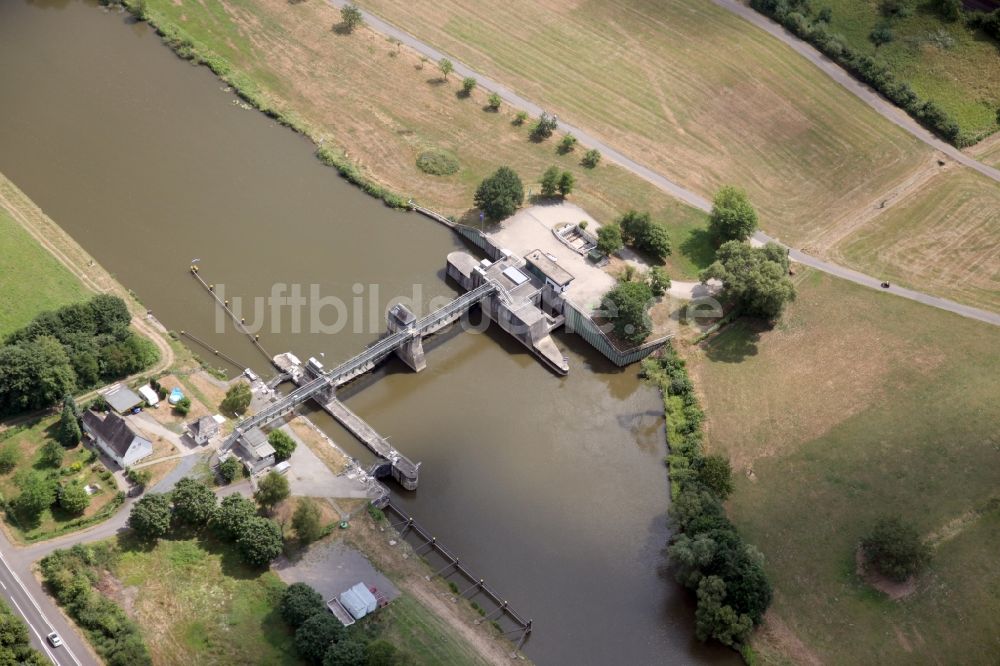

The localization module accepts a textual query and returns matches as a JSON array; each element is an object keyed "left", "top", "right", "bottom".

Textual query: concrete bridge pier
[{"left": 386, "top": 304, "right": 426, "bottom": 372}]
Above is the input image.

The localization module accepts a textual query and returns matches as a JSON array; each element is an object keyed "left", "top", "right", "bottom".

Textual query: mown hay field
[{"left": 688, "top": 269, "right": 1000, "bottom": 664}]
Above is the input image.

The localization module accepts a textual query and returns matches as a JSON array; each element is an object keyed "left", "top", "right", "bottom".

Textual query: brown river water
[{"left": 0, "top": 2, "right": 735, "bottom": 664}]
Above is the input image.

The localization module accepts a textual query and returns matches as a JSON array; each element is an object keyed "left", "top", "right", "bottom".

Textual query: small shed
[
  {"left": 102, "top": 384, "right": 144, "bottom": 414},
  {"left": 137, "top": 385, "right": 160, "bottom": 407},
  {"left": 339, "top": 583, "right": 378, "bottom": 620}
]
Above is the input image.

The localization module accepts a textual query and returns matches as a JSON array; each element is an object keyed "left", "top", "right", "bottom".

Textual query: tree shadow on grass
[
  {"left": 117, "top": 529, "right": 160, "bottom": 554},
  {"left": 196, "top": 530, "right": 264, "bottom": 580},
  {"left": 679, "top": 228, "right": 717, "bottom": 273},
  {"left": 703, "top": 319, "right": 764, "bottom": 363}
]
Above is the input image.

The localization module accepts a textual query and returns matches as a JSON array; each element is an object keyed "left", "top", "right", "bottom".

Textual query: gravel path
[{"left": 329, "top": 0, "right": 1000, "bottom": 327}]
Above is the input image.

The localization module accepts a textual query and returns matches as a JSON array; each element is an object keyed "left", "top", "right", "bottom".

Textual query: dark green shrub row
[
  {"left": 641, "top": 346, "right": 771, "bottom": 650},
  {"left": 123, "top": 0, "right": 410, "bottom": 210},
  {"left": 40, "top": 544, "right": 152, "bottom": 666},
  {"left": 749, "top": 0, "right": 972, "bottom": 146}
]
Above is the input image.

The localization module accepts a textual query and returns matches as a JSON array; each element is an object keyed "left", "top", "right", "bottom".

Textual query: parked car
[{"left": 46, "top": 632, "right": 63, "bottom": 648}]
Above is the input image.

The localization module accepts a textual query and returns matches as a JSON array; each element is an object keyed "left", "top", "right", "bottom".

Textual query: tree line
[
  {"left": 0, "top": 598, "right": 46, "bottom": 665},
  {"left": 749, "top": 0, "right": 982, "bottom": 145},
  {"left": 0, "top": 295, "right": 159, "bottom": 415},
  {"left": 641, "top": 347, "right": 772, "bottom": 652}
]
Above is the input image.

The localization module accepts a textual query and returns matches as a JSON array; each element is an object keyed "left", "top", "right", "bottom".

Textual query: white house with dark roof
[{"left": 81, "top": 410, "right": 153, "bottom": 468}]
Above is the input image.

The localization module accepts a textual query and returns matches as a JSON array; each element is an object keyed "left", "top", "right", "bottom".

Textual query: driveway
[{"left": 276, "top": 424, "right": 379, "bottom": 500}]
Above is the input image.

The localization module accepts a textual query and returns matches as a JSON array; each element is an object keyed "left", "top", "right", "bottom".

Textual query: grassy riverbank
[
  {"left": 122, "top": 0, "right": 716, "bottom": 279},
  {"left": 689, "top": 269, "right": 1000, "bottom": 663}
]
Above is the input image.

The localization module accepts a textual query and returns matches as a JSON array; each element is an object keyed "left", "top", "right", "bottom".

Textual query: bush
[
  {"left": 293, "top": 498, "right": 324, "bottom": 544},
  {"left": 558, "top": 171, "right": 575, "bottom": 197},
  {"left": 280, "top": 583, "right": 326, "bottom": 628},
  {"left": 323, "top": 638, "right": 366, "bottom": 666},
  {"left": 861, "top": 516, "right": 930, "bottom": 582},
  {"left": 581, "top": 148, "right": 601, "bottom": 168},
  {"left": 295, "top": 612, "right": 346, "bottom": 664},
  {"left": 474, "top": 167, "right": 524, "bottom": 220},
  {"left": 255, "top": 471, "right": 290, "bottom": 510},
  {"left": 648, "top": 266, "right": 671, "bottom": 298},
  {"left": 171, "top": 478, "right": 217, "bottom": 526},
  {"left": 708, "top": 186, "right": 758, "bottom": 243},
  {"left": 220, "top": 381, "right": 252, "bottom": 416},
  {"left": 558, "top": 133, "right": 577, "bottom": 153},
  {"left": 540, "top": 165, "right": 561, "bottom": 197},
  {"left": 602, "top": 280, "right": 653, "bottom": 344},
  {"left": 415, "top": 150, "right": 460, "bottom": 176},
  {"left": 697, "top": 455, "right": 733, "bottom": 499},
  {"left": 218, "top": 456, "right": 242, "bottom": 484},
  {"left": 173, "top": 396, "right": 191, "bottom": 416},
  {"left": 339, "top": 4, "right": 363, "bottom": 32},
  {"left": 268, "top": 430, "right": 297, "bottom": 462},
  {"left": 128, "top": 493, "right": 172, "bottom": 540},
  {"left": 236, "top": 516, "right": 284, "bottom": 566},
  {"left": 460, "top": 77, "right": 477, "bottom": 96},
  {"left": 0, "top": 443, "right": 19, "bottom": 474},
  {"left": 58, "top": 482, "right": 90, "bottom": 515},
  {"left": 513, "top": 111, "right": 528, "bottom": 126},
  {"left": 529, "top": 112, "right": 558, "bottom": 140},
  {"left": 486, "top": 92, "right": 502, "bottom": 110}
]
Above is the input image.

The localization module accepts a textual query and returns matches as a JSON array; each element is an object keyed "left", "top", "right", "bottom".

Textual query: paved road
[
  {"left": 331, "top": 0, "right": 1000, "bottom": 327},
  {"left": 0, "top": 471, "right": 252, "bottom": 666},
  {"left": 711, "top": 0, "right": 1000, "bottom": 185}
]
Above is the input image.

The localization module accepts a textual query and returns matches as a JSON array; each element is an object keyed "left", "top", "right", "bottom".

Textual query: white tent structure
[{"left": 338, "top": 583, "right": 377, "bottom": 620}]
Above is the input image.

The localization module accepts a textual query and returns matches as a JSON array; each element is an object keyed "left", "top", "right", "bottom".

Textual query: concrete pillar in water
[{"left": 386, "top": 303, "right": 426, "bottom": 372}]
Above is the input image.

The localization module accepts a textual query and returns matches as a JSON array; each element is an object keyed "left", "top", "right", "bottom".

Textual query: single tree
[
  {"left": 280, "top": 582, "right": 326, "bottom": 628},
  {"left": 596, "top": 225, "right": 623, "bottom": 255},
  {"left": 57, "top": 401, "right": 81, "bottom": 447},
  {"left": 220, "top": 381, "right": 252, "bottom": 416},
  {"left": 637, "top": 221, "right": 672, "bottom": 262},
  {"left": 127, "top": 467, "right": 152, "bottom": 491},
  {"left": 218, "top": 456, "right": 242, "bottom": 484},
  {"left": 58, "top": 482, "right": 90, "bottom": 515},
  {"left": 255, "top": 471, "right": 291, "bottom": 511},
  {"left": 460, "top": 77, "right": 477, "bottom": 97},
  {"left": 648, "top": 266, "right": 671, "bottom": 298},
  {"left": 39, "top": 439, "right": 64, "bottom": 468},
  {"left": 700, "top": 241, "right": 796, "bottom": 320},
  {"left": 13, "top": 472, "right": 56, "bottom": 521},
  {"left": 213, "top": 493, "right": 258, "bottom": 540},
  {"left": 474, "top": 167, "right": 524, "bottom": 220},
  {"left": 602, "top": 280, "right": 653, "bottom": 344},
  {"left": 323, "top": 638, "right": 366, "bottom": 666},
  {"left": 558, "top": 134, "right": 577, "bottom": 154},
  {"left": 171, "top": 477, "right": 217, "bottom": 527},
  {"left": 486, "top": 92, "right": 502, "bottom": 111},
  {"left": 861, "top": 516, "right": 930, "bottom": 582},
  {"left": 512, "top": 111, "right": 528, "bottom": 126},
  {"left": 581, "top": 148, "right": 601, "bottom": 168},
  {"left": 617, "top": 210, "right": 651, "bottom": 244},
  {"left": 539, "top": 166, "right": 561, "bottom": 197},
  {"left": 558, "top": 171, "right": 575, "bottom": 197},
  {"left": 236, "top": 516, "right": 284, "bottom": 566},
  {"left": 438, "top": 58, "right": 453, "bottom": 80},
  {"left": 292, "top": 498, "right": 324, "bottom": 544},
  {"left": 698, "top": 455, "right": 733, "bottom": 499},
  {"left": 268, "top": 430, "right": 297, "bottom": 461},
  {"left": 128, "top": 493, "right": 172, "bottom": 540},
  {"left": 708, "top": 186, "right": 758, "bottom": 243},
  {"left": 295, "top": 613, "right": 346, "bottom": 665},
  {"left": 339, "top": 4, "right": 364, "bottom": 33},
  {"left": 694, "top": 576, "right": 753, "bottom": 646},
  {"left": 529, "top": 112, "right": 558, "bottom": 140}
]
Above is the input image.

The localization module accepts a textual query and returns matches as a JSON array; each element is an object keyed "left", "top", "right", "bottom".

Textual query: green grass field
[
  {"left": 833, "top": 168, "right": 1000, "bottom": 312},
  {"left": 362, "top": 0, "right": 930, "bottom": 245},
  {"left": 114, "top": 535, "right": 301, "bottom": 666},
  {"left": 0, "top": 207, "right": 88, "bottom": 339},
  {"left": 373, "top": 595, "right": 492, "bottom": 665},
  {"left": 0, "top": 416, "right": 122, "bottom": 543},
  {"left": 821, "top": 0, "right": 1000, "bottom": 144},
  {"left": 689, "top": 269, "right": 1000, "bottom": 663}
]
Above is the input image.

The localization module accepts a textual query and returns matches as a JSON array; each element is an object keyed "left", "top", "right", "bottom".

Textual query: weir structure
[{"left": 220, "top": 281, "right": 498, "bottom": 489}]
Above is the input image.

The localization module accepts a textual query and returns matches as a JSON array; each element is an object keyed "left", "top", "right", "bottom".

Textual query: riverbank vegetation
[
  {"left": 641, "top": 347, "right": 771, "bottom": 654},
  {"left": 0, "top": 295, "right": 159, "bottom": 415},
  {"left": 0, "top": 415, "right": 125, "bottom": 543},
  {"left": 750, "top": 0, "right": 1000, "bottom": 145},
  {"left": 688, "top": 269, "right": 1000, "bottom": 663}
]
